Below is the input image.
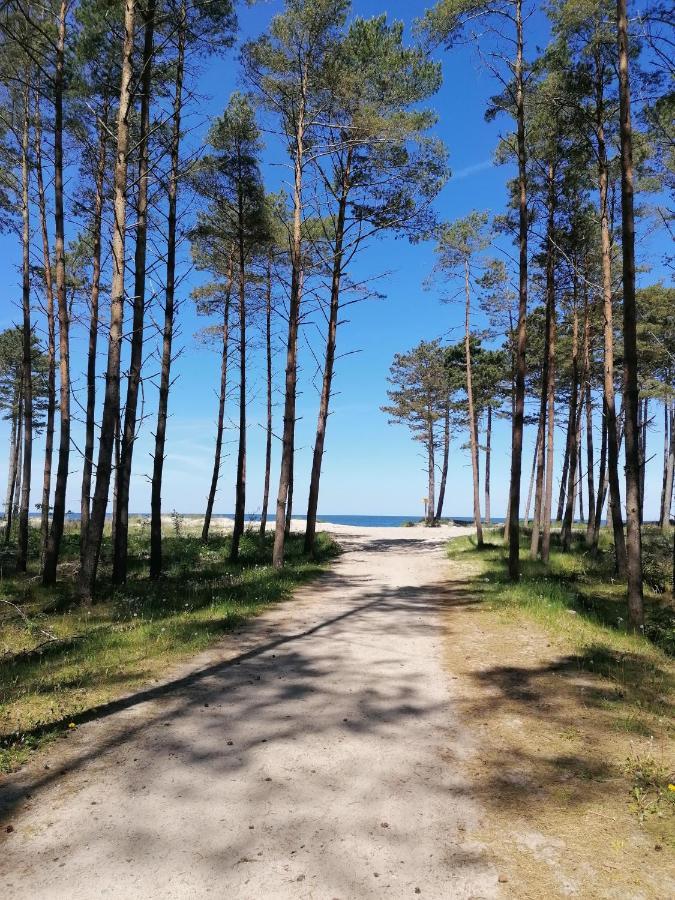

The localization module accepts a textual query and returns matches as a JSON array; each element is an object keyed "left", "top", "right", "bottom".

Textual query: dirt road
[{"left": 1, "top": 525, "right": 501, "bottom": 899}]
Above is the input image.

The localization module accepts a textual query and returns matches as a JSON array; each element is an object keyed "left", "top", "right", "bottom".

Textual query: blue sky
[{"left": 0, "top": 0, "right": 670, "bottom": 520}]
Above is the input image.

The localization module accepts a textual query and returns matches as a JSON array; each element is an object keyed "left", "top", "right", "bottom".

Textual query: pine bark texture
[
  {"left": 616, "top": 0, "right": 644, "bottom": 628},
  {"left": 43, "top": 2, "right": 70, "bottom": 586},
  {"left": 507, "top": 0, "right": 528, "bottom": 580},
  {"left": 150, "top": 3, "right": 185, "bottom": 579},
  {"left": 78, "top": 0, "right": 136, "bottom": 601},
  {"left": 113, "top": 0, "right": 156, "bottom": 583}
]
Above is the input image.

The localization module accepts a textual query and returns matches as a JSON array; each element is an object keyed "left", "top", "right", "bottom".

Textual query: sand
[{"left": 0, "top": 523, "right": 502, "bottom": 899}]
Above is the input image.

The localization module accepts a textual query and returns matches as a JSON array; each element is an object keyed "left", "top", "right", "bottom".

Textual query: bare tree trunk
[
  {"left": 4, "top": 397, "right": 20, "bottom": 544},
  {"left": 659, "top": 399, "right": 668, "bottom": 523},
  {"left": 114, "top": 0, "right": 156, "bottom": 584},
  {"left": 638, "top": 398, "right": 647, "bottom": 524},
  {"left": 202, "top": 264, "right": 232, "bottom": 544},
  {"left": 81, "top": 102, "right": 108, "bottom": 559},
  {"left": 43, "top": 2, "right": 70, "bottom": 586},
  {"left": 260, "top": 256, "right": 273, "bottom": 537},
  {"left": 111, "top": 409, "right": 121, "bottom": 542},
  {"left": 273, "top": 71, "right": 306, "bottom": 569},
  {"left": 578, "top": 445, "right": 584, "bottom": 523},
  {"left": 541, "top": 163, "right": 557, "bottom": 563},
  {"left": 562, "top": 306, "right": 580, "bottom": 551},
  {"left": 78, "top": 0, "right": 136, "bottom": 602},
  {"left": 427, "top": 420, "right": 436, "bottom": 525},
  {"left": 34, "top": 93, "right": 56, "bottom": 561},
  {"left": 584, "top": 295, "right": 596, "bottom": 544},
  {"left": 482, "top": 405, "right": 491, "bottom": 526},
  {"left": 530, "top": 280, "right": 553, "bottom": 560},
  {"left": 557, "top": 413, "right": 571, "bottom": 523},
  {"left": 660, "top": 402, "right": 674, "bottom": 529},
  {"left": 524, "top": 426, "right": 540, "bottom": 528},
  {"left": 11, "top": 401, "right": 24, "bottom": 539},
  {"left": 305, "top": 151, "right": 352, "bottom": 554},
  {"left": 436, "top": 398, "right": 450, "bottom": 522},
  {"left": 592, "top": 400, "right": 609, "bottom": 550},
  {"left": 507, "top": 0, "right": 528, "bottom": 579},
  {"left": 150, "top": 3, "right": 185, "bottom": 579},
  {"left": 504, "top": 336, "right": 515, "bottom": 546},
  {"left": 285, "top": 431, "right": 294, "bottom": 539},
  {"left": 17, "top": 85, "right": 32, "bottom": 572},
  {"left": 464, "top": 260, "right": 483, "bottom": 546},
  {"left": 617, "top": 0, "right": 644, "bottom": 627},
  {"left": 595, "top": 54, "right": 627, "bottom": 577},
  {"left": 231, "top": 238, "right": 248, "bottom": 561}
]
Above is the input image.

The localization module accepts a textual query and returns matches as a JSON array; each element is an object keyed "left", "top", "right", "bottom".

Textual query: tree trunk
[
  {"left": 638, "top": 398, "right": 647, "bottom": 524},
  {"left": 17, "top": 85, "right": 32, "bottom": 572},
  {"left": 578, "top": 445, "right": 584, "bottom": 523},
  {"left": 231, "top": 235, "right": 248, "bottom": 561},
  {"left": 557, "top": 412, "right": 571, "bottom": 523},
  {"left": 34, "top": 92, "right": 56, "bottom": 562},
  {"left": 524, "top": 426, "right": 540, "bottom": 528},
  {"left": 436, "top": 398, "right": 450, "bottom": 522},
  {"left": 508, "top": 0, "right": 528, "bottom": 579},
  {"left": 42, "top": 1, "right": 70, "bottom": 586},
  {"left": 595, "top": 52, "right": 627, "bottom": 578},
  {"left": 660, "top": 402, "right": 674, "bottom": 529},
  {"left": 150, "top": 3, "right": 185, "bottom": 579},
  {"left": 305, "top": 150, "right": 352, "bottom": 554},
  {"left": 9, "top": 398, "right": 24, "bottom": 543},
  {"left": 584, "top": 295, "right": 596, "bottom": 544},
  {"left": 530, "top": 262, "right": 553, "bottom": 560},
  {"left": 4, "top": 395, "right": 20, "bottom": 544},
  {"left": 659, "top": 400, "right": 668, "bottom": 524},
  {"left": 81, "top": 101, "right": 108, "bottom": 559},
  {"left": 481, "top": 405, "right": 490, "bottom": 526},
  {"left": 465, "top": 260, "right": 483, "bottom": 546},
  {"left": 617, "top": 0, "right": 644, "bottom": 628},
  {"left": 111, "top": 409, "right": 121, "bottom": 542},
  {"left": 77, "top": 0, "right": 136, "bottom": 602},
  {"left": 273, "top": 70, "right": 306, "bottom": 568},
  {"left": 541, "top": 163, "right": 557, "bottom": 563},
  {"left": 592, "top": 399, "right": 609, "bottom": 551},
  {"left": 202, "top": 262, "right": 232, "bottom": 544},
  {"left": 284, "top": 431, "right": 294, "bottom": 539},
  {"left": 114, "top": 0, "right": 156, "bottom": 584},
  {"left": 427, "top": 419, "right": 436, "bottom": 525},
  {"left": 260, "top": 256, "right": 273, "bottom": 537},
  {"left": 562, "top": 306, "right": 580, "bottom": 551},
  {"left": 504, "top": 332, "right": 515, "bottom": 546}
]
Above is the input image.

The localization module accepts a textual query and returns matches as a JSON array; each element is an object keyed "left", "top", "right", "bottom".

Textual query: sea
[{"left": 25, "top": 512, "right": 506, "bottom": 527}]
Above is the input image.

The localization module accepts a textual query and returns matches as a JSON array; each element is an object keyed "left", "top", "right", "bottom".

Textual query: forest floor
[{"left": 0, "top": 523, "right": 673, "bottom": 898}]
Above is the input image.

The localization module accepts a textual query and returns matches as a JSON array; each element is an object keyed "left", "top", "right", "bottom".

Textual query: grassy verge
[
  {"left": 0, "top": 521, "right": 340, "bottom": 774},
  {"left": 446, "top": 526, "right": 674, "bottom": 859}
]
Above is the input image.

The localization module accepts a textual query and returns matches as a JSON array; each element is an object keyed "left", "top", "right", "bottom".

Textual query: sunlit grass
[
  {"left": 0, "top": 523, "right": 340, "bottom": 772},
  {"left": 447, "top": 525, "right": 674, "bottom": 724}
]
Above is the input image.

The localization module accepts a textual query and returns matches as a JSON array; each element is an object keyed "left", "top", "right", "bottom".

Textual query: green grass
[
  {"left": 0, "top": 521, "right": 340, "bottom": 773},
  {"left": 447, "top": 525, "right": 675, "bottom": 834},
  {"left": 447, "top": 526, "right": 674, "bottom": 732},
  {"left": 448, "top": 525, "right": 675, "bottom": 653}
]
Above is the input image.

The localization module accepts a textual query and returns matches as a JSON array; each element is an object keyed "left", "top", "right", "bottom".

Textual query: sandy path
[{"left": 0, "top": 525, "right": 500, "bottom": 899}]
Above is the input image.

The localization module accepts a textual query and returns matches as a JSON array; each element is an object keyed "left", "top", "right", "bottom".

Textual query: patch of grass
[
  {"left": 0, "top": 523, "right": 339, "bottom": 773},
  {"left": 447, "top": 525, "right": 675, "bottom": 842},
  {"left": 623, "top": 749, "right": 675, "bottom": 825},
  {"left": 448, "top": 525, "right": 675, "bottom": 656}
]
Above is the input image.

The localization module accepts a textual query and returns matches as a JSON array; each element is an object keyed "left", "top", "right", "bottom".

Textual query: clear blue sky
[{"left": 0, "top": 0, "right": 669, "bottom": 520}]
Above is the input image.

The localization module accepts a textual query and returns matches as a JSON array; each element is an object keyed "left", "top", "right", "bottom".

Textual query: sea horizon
[{"left": 19, "top": 511, "right": 508, "bottom": 528}]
